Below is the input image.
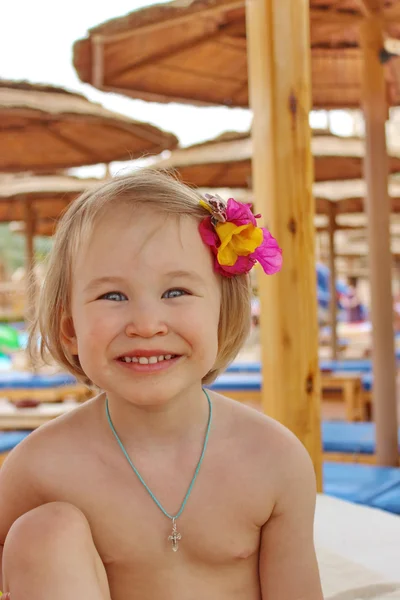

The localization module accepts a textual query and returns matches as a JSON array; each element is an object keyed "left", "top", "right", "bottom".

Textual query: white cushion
[{"left": 315, "top": 495, "right": 400, "bottom": 582}]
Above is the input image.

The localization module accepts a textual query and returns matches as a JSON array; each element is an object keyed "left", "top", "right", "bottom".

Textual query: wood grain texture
[
  {"left": 328, "top": 205, "right": 338, "bottom": 360},
  {"left": 360, "top": 15, "right": 399, "bottom": 466},
  {"left": 245, "top": 0, "right": 322, "bottom": 488}
]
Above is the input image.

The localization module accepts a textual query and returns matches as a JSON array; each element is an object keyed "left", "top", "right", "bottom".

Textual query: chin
[{"left": 106, "top": 380, "right": 194, "bottom": 408}]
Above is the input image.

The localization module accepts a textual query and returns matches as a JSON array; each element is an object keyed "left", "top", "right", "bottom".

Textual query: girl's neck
[{"left": 103, "top": 384, "right": 210, "bottom": 450}]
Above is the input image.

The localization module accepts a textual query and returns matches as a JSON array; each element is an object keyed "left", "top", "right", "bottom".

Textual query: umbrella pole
[
  {"left": 360, "top": 14, "right": 399, "bottom": 465},
  {"left": 328, "top": 205, "right": 338, "bottom": 360},
  {"left": 104, "top": 163, "right": 112, "bottom": 179},
  {"left": 24, "top": 197, "right": 37, "bottom": 329},
  {"left": 246, "top": 0, "right": 322, "bottom": 488}
]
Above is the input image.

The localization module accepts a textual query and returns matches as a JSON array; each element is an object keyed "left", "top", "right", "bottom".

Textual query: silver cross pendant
[{"left": 168, "top": 518, "right": 182, "bottom": 552}]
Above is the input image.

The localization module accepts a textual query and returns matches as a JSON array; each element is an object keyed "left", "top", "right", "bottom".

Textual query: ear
[{"left": 60, "top": 312, "right": 78, "bottom": 355}]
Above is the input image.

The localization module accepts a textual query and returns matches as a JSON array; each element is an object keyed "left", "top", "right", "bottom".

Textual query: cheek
[
  {"left": 74, "top": 307, "right": 120, "bottom": 352},
  {"left": 177, "top": 300, "right": 220, "bottom": 354}
]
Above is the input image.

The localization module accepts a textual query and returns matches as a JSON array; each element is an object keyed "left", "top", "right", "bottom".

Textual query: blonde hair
[{"left": 30, "top": 169, "right": 251, "bottom": 385}]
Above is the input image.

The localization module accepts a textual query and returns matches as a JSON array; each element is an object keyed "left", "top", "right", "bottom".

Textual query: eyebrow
[
  {"left": 84, "top": 271, "right": 205, "bottom": 293},
  {"left": 164, "top": 270, "right": 205, "bottom": 284},
  {"left": 84, "top": 276, "right": 126, "bottom": 293}
]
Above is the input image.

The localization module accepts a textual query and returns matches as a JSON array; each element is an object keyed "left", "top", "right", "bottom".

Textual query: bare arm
[{"left": 259, "top": 434, "right": 323, "bottom": 600}]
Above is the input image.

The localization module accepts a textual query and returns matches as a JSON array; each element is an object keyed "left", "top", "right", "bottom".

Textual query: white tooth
[
  {"left": 131, "top": 356, "right": 139, "bottom": 363},
  {"left": 165, "top": 354, "right": 172, "bottom": 360},
  {"left": 148, "top": 356, "right": 158, "bottom": 364},
  {"left": 158, "top": 355, "right": 165, "bottom": 361},
  {"left": 125, "top": 357, "right": 132, "bottom": 363},
  {"left": 139, "top": 357, "right": 149, "bottom": 365}
]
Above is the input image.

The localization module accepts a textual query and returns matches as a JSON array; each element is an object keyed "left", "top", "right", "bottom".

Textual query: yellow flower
[{"left": 215, "top": 222, "right": 263, "bottom": 266}]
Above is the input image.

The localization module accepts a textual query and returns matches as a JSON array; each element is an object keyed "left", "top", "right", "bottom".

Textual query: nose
[{"left": 124, "top": 304, "right": 168, "bottom": 339}]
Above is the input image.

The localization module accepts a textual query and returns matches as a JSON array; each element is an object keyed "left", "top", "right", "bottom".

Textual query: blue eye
[
  {"left": 162, "top": 289, "right": 188, "bottom": 299},
  {"left": 99, "top": 291, "right": 127, "bottom": 302}
]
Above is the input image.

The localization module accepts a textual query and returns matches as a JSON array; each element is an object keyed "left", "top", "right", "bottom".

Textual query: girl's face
[{"left": 63, "top": 206, "right": 221, "bottom": 408}]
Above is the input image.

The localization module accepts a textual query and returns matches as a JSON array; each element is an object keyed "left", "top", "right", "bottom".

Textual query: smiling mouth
[{"left": 117, "top": 354, "right": 179, "bottom": 365}]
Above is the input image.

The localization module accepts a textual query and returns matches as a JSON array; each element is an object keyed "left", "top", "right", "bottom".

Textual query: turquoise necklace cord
[{"left": 105, "top": 389, "right": 212, "bottom": 552}]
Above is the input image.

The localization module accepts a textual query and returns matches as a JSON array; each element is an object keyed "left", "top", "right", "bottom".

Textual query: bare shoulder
[
  {"left": 212, "top": 391, "right": 308, "bottom": 455},
  {"left": 3, "top": 393, "right": 103, "bottom": 462},
  {"left": 0, "top": 395, "right": 104, "bottom": 543},
  {"left": 210, "top": 392, "right": 317, "bottom": 511}
]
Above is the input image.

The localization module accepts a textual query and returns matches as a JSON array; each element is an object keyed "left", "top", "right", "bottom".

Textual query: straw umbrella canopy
[
  {"left": 314, "top": 178, "right": 400, "bottom": 217},
  {"left": 0, "top": 80, "right": 178, "bottom": 173},
  {"left": 153, "top": 129, "right": 400, "bottom": 231},
  {"left": 72, "top": 0, "right": 400, "bottom": 109},
  {"left": 0, "top": 173, "right": 102, "bottom": 223},
  {"left": 325, "top": 230, "right": 400, "bottom": 257},
  {"left": 0, "top": 173, "right": 103, "bottom": 325},
  {"left": 195, "top": 178, "right": 400, "bottom": 221},
  {"left": 153, "top": 130, "right": 400, "bottom": 188}
]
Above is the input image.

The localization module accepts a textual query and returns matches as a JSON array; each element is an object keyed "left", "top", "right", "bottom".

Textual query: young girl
[{"left": 0, "top": 170, "right": 323, "bottom": 599}]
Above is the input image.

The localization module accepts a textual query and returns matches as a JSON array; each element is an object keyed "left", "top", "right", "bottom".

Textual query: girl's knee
[
  {"left": 4, "top": 502, "right": 92, "bottom": 561},
  {"left": 3, "top": 504, "right": 110, "bottom": 599}
]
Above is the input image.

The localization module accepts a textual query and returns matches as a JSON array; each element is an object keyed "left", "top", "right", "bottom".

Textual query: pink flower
[
  {"left": 225, "top": 198, "right": 257, "bottom": 227},
  {"left": 199, "top": 197, "right": 282, "bottom": 277},
  {"left": 253, "top": 229, "right": 283, "bottom": 275}
]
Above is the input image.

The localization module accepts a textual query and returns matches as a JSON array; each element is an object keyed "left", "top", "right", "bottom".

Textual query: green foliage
[{"left": 0, "top": 224, "right": 53, "bottom": 275}]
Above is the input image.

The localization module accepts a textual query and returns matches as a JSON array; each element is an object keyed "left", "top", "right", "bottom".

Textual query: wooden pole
[
  {"left": 328, "top": 204, "right": 338, "bottom": 360},
  {"left": 245, "top": 0, "right": 322, "bottom": 488},
  {"left": 24, "top": 197, "right": 37, "bottom": 329},
  {"left": 327, "top": 111, "right": 333, "bottom": 133},
  {"left": 360, "top": 15, "right": 399, "bottom": 465},
  {"left": 92, "top": 35, "right": 104, "bottom": 89},
  {"left": 104, "top": 163, "right": 112, "bottom": 179}
]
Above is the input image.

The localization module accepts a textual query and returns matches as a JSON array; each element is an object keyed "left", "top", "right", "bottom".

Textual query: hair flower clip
[{"left": 199, "top": 193, "right": 282, "bottom": 277}]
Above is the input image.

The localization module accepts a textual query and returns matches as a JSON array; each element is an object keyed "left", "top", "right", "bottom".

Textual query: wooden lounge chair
[
  {"left": 209, "top": 372, "right": 365, "bottom": 422},
  {"left": 0, "top": 371, "right": 91, "bottom": 403}
]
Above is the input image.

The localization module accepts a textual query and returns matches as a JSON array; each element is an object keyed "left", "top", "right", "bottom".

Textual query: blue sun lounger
[
  {"left": 226, "top": 359, "right": 373, "bottom": 374},
  {"left": 210, "top": 372, "right": 373, "bottom": 394},
  {"left": 322, "top": 421, "right": 400, "bottom": 461},
  {"left": 0, "top": 430, "right": 32, "bottom": 465},
  {"left": 208, "top": 373, "right": 262, "bottom": 405},
  {"left": 0, "top": 430, "right": 31, "bottom": 452},
  {"left": 0, "top": 372, "right": 77, "bottom": 389},
  {"left": 323, "top": 462, "right": 400, "bottom": 514},
  {"left": 208, "top": 375, "right": 398, "bottom": 462},
  {"left": 227, "top": 351, "right": 400, "bottom": 374},
  {"left": 226, "top": 362, "right": 262, "bottom": 374},
  {"left": 214, "top": 371, "right": 373, "bottom": 420},
  {"left": 0, "top": 371, "right": 90, "bottom": 402}
]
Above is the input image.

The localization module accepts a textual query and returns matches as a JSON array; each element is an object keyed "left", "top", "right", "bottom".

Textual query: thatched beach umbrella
[
  {"left": 314, "top": 179, "right": 400, "bottom": 216},
  {"left": 0, "top": 173, "right": 101, "bottom": 223},
  {"left": 222, "top": 179, "right": 400, "bottom": 221},
  {"left": 0, "top": 173, "right": 101, "bottom": 323},
  {"left": 154, "top": 131, "right": 400, "bottom": 189},
  {"left": 0, "top": 80, "right": 178, "bottom": 173},
  {"left": 72, "top": 0, "right": 400, "bottom": 109}
]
